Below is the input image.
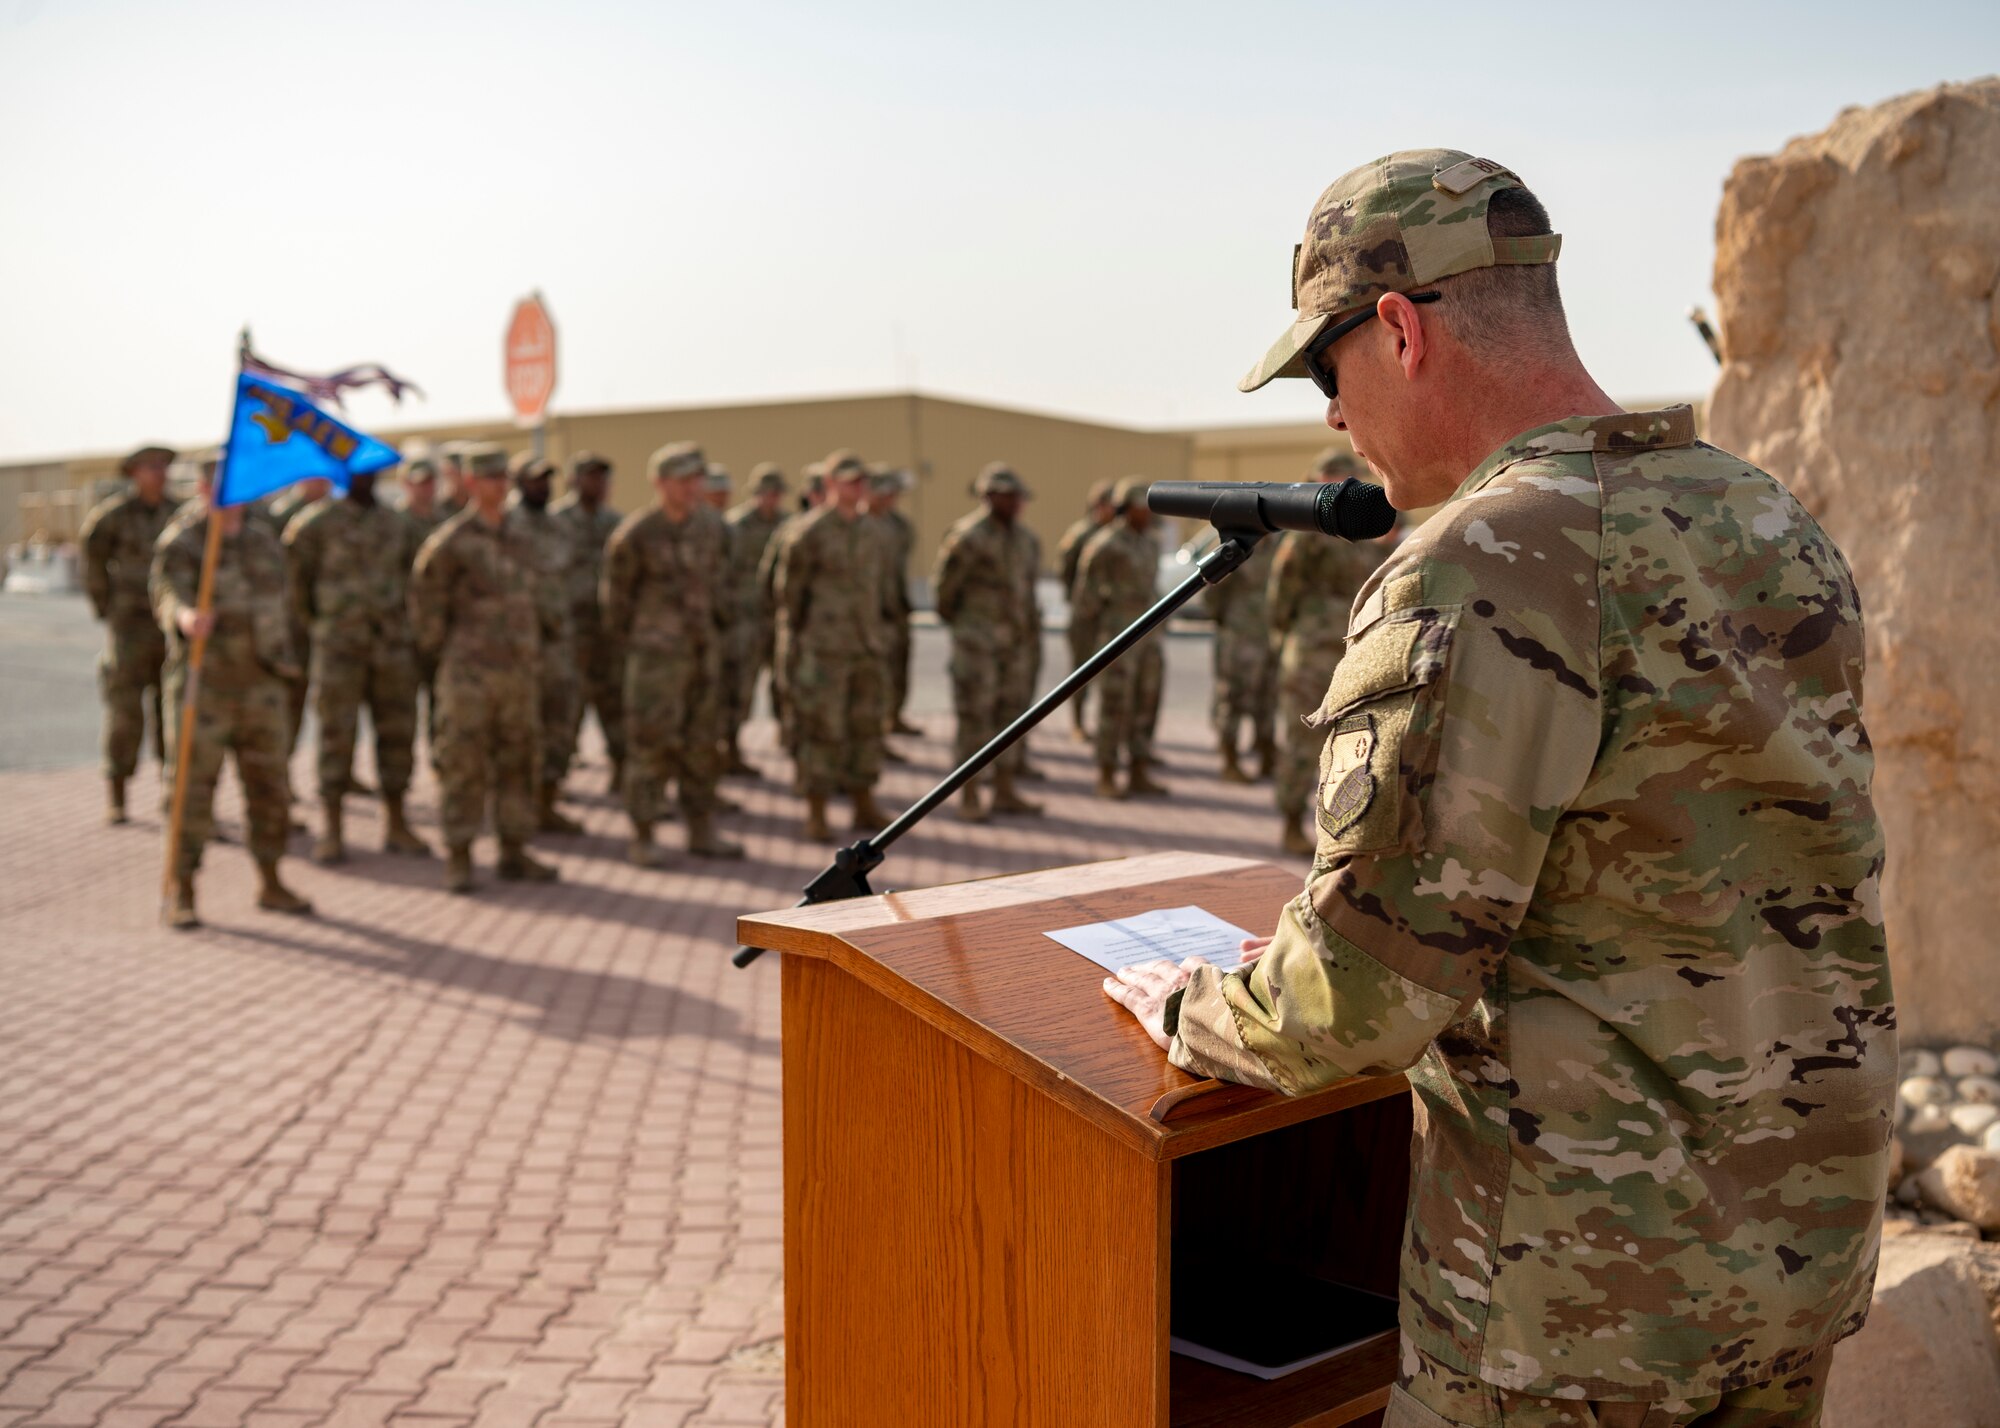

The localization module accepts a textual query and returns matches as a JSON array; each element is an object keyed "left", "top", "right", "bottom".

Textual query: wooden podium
[{"left": 740, "top": 851, "right": 1412, "bottom": 1428}]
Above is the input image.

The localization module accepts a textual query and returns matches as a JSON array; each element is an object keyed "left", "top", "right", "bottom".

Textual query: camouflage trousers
[
  {"left": 623, "top": 646, "right": 722, "bottom": 824},
  {"left": 98, "top": 616, "right": 166, "bottom": 780},
  {"left": 949, "top": 633, "right": 1032, "bottom": 776},
  {"left": 885, "top": 611, "right": 912, "bottom": 722},
  {"left": 1386, "top": 1339, "right": 1836, "bottom": 1428},
  {"left": 163, "top": 664, "right": 290, "bottom": 878},
  {"left": 1066, "top": 626, "right": 1095, "bottom": 731},
  {"left": 723, "top": 614, "right": 774, "bottom": 740},
  {"left": 312, "top": 638, "right": 419, "bottom": 802},
  {"left": 536, "top": 640, "right": 578, "bottom": 791},
  {"left": 284, "top": 630, "right": 309, "bottom": 757},
  {"left": 565, "top": 608, "right": 625, "bottom": 774},
  {"left": 435, "top": 663, "right": 539, "bottom": 850},
  {"left": 1094, "top": 633, "right": 1162, "bottom": 771},
  {"left": 793, "top": 646, "right": 885, "bottom": 797},
  {"left": 1211, "top": 626, "right": 1276, "bottom": 748},
  {"left": 1275, "top": 632, "right": 1344, "bottom": 819},
  {"left": 771, "top": 626, "right": 797, "bottom": 753},
  {"left": 418, "top": 650, "right": 440, "bottom": 772}
]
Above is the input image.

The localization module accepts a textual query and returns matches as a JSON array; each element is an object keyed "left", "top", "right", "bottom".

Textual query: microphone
[{"left": 1147, "top": 479, "right": 1395, "bottom": 541}]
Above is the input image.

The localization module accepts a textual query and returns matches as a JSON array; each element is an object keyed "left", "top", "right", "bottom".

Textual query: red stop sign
[{"left": 505, "top": 293, "right": 557, "bottom": 424}]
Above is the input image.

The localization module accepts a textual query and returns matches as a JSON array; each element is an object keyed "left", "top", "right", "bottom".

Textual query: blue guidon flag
[{"left": 215, "top": 372, "right": 403, "bottom": 508}]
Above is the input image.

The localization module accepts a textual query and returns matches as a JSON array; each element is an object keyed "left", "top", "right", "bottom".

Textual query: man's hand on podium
[{"left": 1102, "top": 938, "right": 1270, "bottom": 1051}]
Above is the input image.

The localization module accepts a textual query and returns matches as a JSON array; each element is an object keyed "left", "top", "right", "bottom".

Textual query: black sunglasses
[{"left": 1300, "top": 291, "right": 1442, "bottom": 400}]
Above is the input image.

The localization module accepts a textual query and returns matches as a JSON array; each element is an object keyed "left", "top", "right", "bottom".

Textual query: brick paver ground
[{"left": 0, "top": 697, "right": 1308, "bottom": 1428}]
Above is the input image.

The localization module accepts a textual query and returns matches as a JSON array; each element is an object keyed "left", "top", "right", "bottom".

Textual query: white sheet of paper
[{"left": 1044, "top": 905, "right": 1259, "bottom": 975}]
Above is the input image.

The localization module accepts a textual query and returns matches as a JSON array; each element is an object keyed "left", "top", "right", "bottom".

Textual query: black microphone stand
[{"left": 732, "top": 521, "right": 1270, "bottom": 968}]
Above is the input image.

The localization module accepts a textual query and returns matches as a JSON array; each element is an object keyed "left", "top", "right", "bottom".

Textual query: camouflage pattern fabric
[
  {"left": 602, "top": 506, "right": 731, "bottom": 821},
  {"left": 1387, "top": 1338, "right": 1836, "bottom": 1428},
  {"left": 549, "top": 493, "right": 626, "bottom": 772},
  {"left": 151, "top": 510, "right": 297, "bottom": 875},
  {"left": 409, "top": 511, "right": 543, "bottom": 849},
  {"left": 756, "top": 513, "right": 805, "bottom": 751},
  {"left": 871, "top": 507, "right": 916, "bottom": 726},
  {"left": 775, "top": 506, "right": 894, "bottom": 795},
  {"left": 1072, "top": 522, "right": 1163, "bottom": 770},
  {"left": 505, "top": 503, "right": 579, "bottom": 790},
  {"left": 80, "top": 488, "right": 180, "bottom": 779},
  {"left": 723, "top": 499, "right": 786, "bottom": 740},
  {"left": 400, "top": 504, "right": 452, "bottom": 767},
  {"left": 1168, "top": 407, "right": 1894, "bottom": 1400},
  {"left": 1057, "top": 512, "right": 1111, "bottom": 727},
  {"left": 933, "top": 507, "right": 1040, "bottom": 774},
  {"left": 1204, "top": 537, "right": 1278, "bottom": 747},
  {"left": 285, "top": 497, "right": 424, "bottom": 801},
  {"left": 1267, "top": 531, "right": 1385, "bottom": 819}
]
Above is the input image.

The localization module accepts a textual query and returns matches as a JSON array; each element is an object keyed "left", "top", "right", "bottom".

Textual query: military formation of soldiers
[{"left": 78, "top": 436, "right": 1385, "bottom": 926}]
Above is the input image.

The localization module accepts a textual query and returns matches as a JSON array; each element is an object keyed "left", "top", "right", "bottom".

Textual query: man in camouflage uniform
[
  {"left": 80, "top": 444, "right": 181, "bottom": 824},
  {"left": 758, "top": 464, "right": 828, "bottom": 765},
  {"left": 436, "top": 442, "right": 470, "bottom": 519},
  {"left": 703, "top": 463, "right": 733, "bottom": 513},
  {"left": 549, "top": 452, "right": 624, "bottom": 790},
  {"left": 868, "top": 467, "right": 921, "bottom": 739},
  {"left": 409, "top": 444, "right": 556, "bottom": 893},
  {"left": 397, "top": 454, "right": 449, "bottom": 770},
  {"left": 1055, "top": 477, "right": 1115, "bottom": 744},
  {"left": 1105, "top": 150, "right": 1892, "bottom": 1428},
  {"left": 1203, "top": 532, "right": 1278, "bottom": 784},
  {"left": 150, "top": 463, "right": 314, "bottom": 929},
  {"left": 602, "top": 443, "right": 743, "bottom": 866},
  {"left": 774, "top": 451, "right": 895, "bottom": 839},
  {"left": 932, "top": 464, "right": 1043, "bottom": 822},
  {"left": 1072, "top": 477, "right": 1166, "bottom": 799},
  {"left": 722, "top": 464, "right": 788, "bottom": 773},
  {"left": 503, "top": 452, "right": 581, "bottom": 834},
  {"left": 285, "top": 465, "right": 431, "bottom": 863},
  {"left": 1266, "top": 449, "right": 1385, "bottom": 854}
]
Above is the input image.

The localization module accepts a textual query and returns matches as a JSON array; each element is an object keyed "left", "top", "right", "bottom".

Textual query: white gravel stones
[
  {"left": 1902, "top": 1049, "right": 1943, "bottom": 1079},
  {"left": 1913, "top": 1145, "right": 2000, "bottom": 1230},
  {"left": 1957, "top": 1074, "right": 2000, "bottom": 1105},
  {"left": 1901, "top": 1076, "right": 1952, "bottom": 1108},
  {"left": 1948, "top": 1103, "right": 2000, "bottom": 1138},
  {"left": 1941, "top": 1045, "right": 1999, "bottom": 1078}
]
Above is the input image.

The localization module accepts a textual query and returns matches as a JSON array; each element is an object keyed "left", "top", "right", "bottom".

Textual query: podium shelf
[{"left": 1170, "top": 1331, "right": 1396, "bottom": 1427}]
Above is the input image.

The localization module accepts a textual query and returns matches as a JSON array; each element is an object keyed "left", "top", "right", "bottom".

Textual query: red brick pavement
[{"left": 0, "top": 715, "right": 1307, "bottom": 1428}]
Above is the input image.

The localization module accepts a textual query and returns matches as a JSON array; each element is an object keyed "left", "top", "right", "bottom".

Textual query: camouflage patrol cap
[
  {"left": 750, "top": 462, "right": 787, "bottom": 495},
  {"left": 822, "top": 449, "right": 867, "bottom": 482},
  {"left": 569, "top": 450, "right": 611, "bottom": 479},
  {"left": 436, "top": 440, "right": 468, "bottom": 467},
  {"left": 460, "top": 443, "right": 509, "bottom": 477},
  {"left": 1239, "top": 150, "right": 1563, "bottom": 393},
  {"left": 507, "top": 451, "right": 555, "bottom": 483},
  {"left": 1312, "top": 446, "right": 1361, "bottom": 477},
  {"left": 120, "top": 444, "right": 176, "bottom": 475},
  {"left": 1086, "top": 477, "right": 1115, "bottom": 508},
  {"left": 1111, "top": 476, "right": 1149, "bottom": 511},
  {"left": 705, "top": 463, "right": 733, "bottom": 493},
  {"left": 973, "top": 462, "right": 1029, "bottom": 498},
  {"left": 402, "top": 456, "right": 439, "bottom": 482},
  {"left": 648, "top": 442, "right": 705, "bottom": 479},
  {"left": 868, "top": 464, "right": 907, "bottom": 495}
]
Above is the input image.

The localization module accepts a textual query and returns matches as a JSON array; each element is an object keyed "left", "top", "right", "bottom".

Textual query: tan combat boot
[
  {"left": 1256, "top": 736, "right": 1277, "bottom": 782},
  {"left": 1095, "top": 763, "right": 1122, "bottom": 798},
  {"left": 686, "top": 813, "right": 744, "bottom": 860},
  {"left": 536, "top": 783, "right": 582, "bottom": 835},
  {"left": 498, "top": 842, "right": 558, "bottom": 883},
  {"left": 803, "top": 794, "right": 832, "bottom": 842},
  {"left": 1281, "top": 813, "right": 1314, "bottom": 857},
  {"left": 167, "top": 874, "right": 199, "bottom": 930},
  {"left": 957, "top": 781, "right": 990, "bottom": 824},
  {"left": 1125, "top": 757, "right": 1169, "bottom": 799},
  {"left": 628, "top": 822, "right": 663, "bottom": 868},
  {"left": 1219, "top": 745, "right": 1250, "bottom": 784},
  {"left": 382, "top": 796, "right": 432, "bottom": 857},
  {"left": 255, "top": 861, "right": 315, "bottom": 916},
  {"left": 850, "top": 790, "right": 890, "bottom": 833},
  {"left": 106, "top": 776, "right": 129, "bottom": 827},
  {"left": 990, "top": 769, "right": 1043, "bottom": 817},
  {"left": 312, "top": 799, "right": 345, "bottom": 865},
  {"left": 444, "top": 844, "right": 474, "bottom": 894}
]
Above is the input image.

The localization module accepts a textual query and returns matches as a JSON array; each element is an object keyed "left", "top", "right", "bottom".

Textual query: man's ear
[{"left": 1377, "top": 292, "right": 1430, "bottom": 382}]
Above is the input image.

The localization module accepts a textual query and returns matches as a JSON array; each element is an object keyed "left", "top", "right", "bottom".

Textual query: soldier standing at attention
[
  {"left": 503, "top": 453, "right": 581, "bottom": 835},
  {"left": 150, "top": 463, "right": 314, "bottom": 928},
  {"left": 867, "top": 467, "right": 921, "bottom": 739},
  {"left": 722, "top": 464, "right": 788, "bottom": 774},
  {"left": 397, "top": 455, "right": 449, "bottom": 770},
  {"left": 549, "top": 453, "right": 625, "bottom": 792},
  {"left": 436, "top": 442, "right": 470, "bottom": 518},
  {"left": 775, "top": 451, "right": 895, "bottom": 840},
  {"left": 932, "top": 464, "right": 1043, "bottom": 822},
  {"left": 1054, "top": 478, "right": 1115, "bottom": 745},
  {"left": 759, "top": 464, "right": 827, "bottom": 769},
  {"left": 80, "top": 444, "right": 181, "bottom": 824},
  {"left": 284, "top": 465, "right": 431, "bottom": 864},
  {"left": 1266, "top": 449, "right": 1385, "bottom": 854},
  {"left": 1072, "top": 477, "right": 1166, "bottom": 799},
  {"left": 264, "top": 475, "right": 332, "bottom": 778},
  {"left": 1203, "top": 533, "right": 1278, "bottom": 784},
  {"left": 1104, "top": 151, "right": 1893, "bottom": 1428},
  {"left": 409, "top": 444, "right": 555, "bottom": 894},
  {"left": 602, "top": 443, "right": 742, "bottom": 866},
  {"left": 703, "top": 464, "right": 733, "bottom": 513}
]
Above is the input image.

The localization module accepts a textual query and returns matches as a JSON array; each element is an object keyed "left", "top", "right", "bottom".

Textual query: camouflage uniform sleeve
[
  {"left": 408, "top": 531, "right": 449, "bottom": 658},
  {"left": 600, "top": 526, "right": 636, "bottom": 645},
  {"left": 931, "top": 530, "right": 967, "bottom": 626},
  {"left": 1266, "top": 537, "right": 1300, "bottom": 637},
  {"left": 79, "top": 500, "right": 117, "bottom": 619},
  {"left": 1170, "top": 497, "right": 1603, "bottom": 1093},
  {"left": 1070, "top": 540, "right": 1105, "bottom": 651},
  {"left": 776, "top": 523, "right": 812, "bottom": 633},
  {"left": 283, "top": 511, "right": 318, "bottom": 629},
  {"left": 149, "top": 525, "right": 196, "bottom": 641}
]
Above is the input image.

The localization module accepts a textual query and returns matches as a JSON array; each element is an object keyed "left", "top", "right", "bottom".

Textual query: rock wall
[{"left": 1707, "top": 78, "right": 2000, "bottom": 1045}]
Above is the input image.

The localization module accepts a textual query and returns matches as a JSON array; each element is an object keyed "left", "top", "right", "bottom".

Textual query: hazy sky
[{"left": 2, "top": 0, "right": 1995, "bottom": 462}]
